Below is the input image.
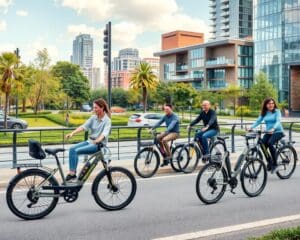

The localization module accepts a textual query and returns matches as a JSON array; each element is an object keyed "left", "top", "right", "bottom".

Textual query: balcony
[
  {"left": 222, "top": 0, "right": 229, "bottom": 4},
  {"left": 221, "top": 11, "right": 229, "bottom": 17},
  {"left": 221, "top": 18, "right": 230, "bottom": 24},
  {"left": 221, "top": 4, "right": 229, "bottom": 11},
  {"left": 206, "top": 57, "right": 235, "bottom": 68},
  {"left": 166, "top": 73, "right": 204, "bottom": 82},
  {"left": 207, "top": 80, "right": 227, "bottom": 89},
  {"left": 209, "top": 9, "right": 217, "bottom": 14},
  {"left": 176, "top": 64, "right": 188, "bottom": 72},
  {"left": 221, "top": 25, "right": 229, "bottom": 30},
  {"left": 210, "top": 15, "right": 217, "bottom": 20}
]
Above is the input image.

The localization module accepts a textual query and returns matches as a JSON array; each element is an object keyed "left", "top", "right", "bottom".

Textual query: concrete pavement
[{"left": 0, "top": 168, "right": 299, "bottom": 240}]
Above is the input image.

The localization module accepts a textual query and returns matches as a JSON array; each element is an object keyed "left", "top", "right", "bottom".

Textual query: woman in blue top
[{"left": 249, "top": 97, "right": 284, "bottom": 171}]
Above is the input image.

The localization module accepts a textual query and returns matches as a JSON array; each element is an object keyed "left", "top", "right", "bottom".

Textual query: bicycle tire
[
  {"left": 92, "top": 167, "right": 137, "bottom": 211},
  {"left": 134, "top": 147, "right": 159, "bottom": 178},
  {"left": 276, "top": 145, "right": 297, "bottom": 179},
  {"left": 179, "top": 143, "right": 200, "bottom": 173},
  {"left": 210, "top": 140, "right": 226, "bottom": 160},
  {"left": 170, "top": 144, "right": 186, "bottom": 172},
  {"left": 6, "top": 168, "right": 59, "bottom": 220},
  {"left": 196, "top": 163, "right": 227, "bottom": 204},
  {"left": 241, "top": 158, "right": 267, "bottom": 197}
]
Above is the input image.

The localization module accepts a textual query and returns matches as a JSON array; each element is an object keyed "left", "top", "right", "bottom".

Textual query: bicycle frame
[{"left": 36, "top": 147, "right": 111, "bottom": 198}]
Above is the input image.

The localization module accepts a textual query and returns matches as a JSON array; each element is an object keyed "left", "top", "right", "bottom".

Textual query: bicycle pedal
[{"left": 230, "top": 189, "right": 236, "bottom": 194}]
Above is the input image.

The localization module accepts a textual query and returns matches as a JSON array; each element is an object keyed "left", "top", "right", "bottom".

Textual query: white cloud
[
  {"left": 67, "top": 24, "right": 101, "bottom": 38},
  {"left": 60, "top": 0, "right": 211, "bottom": 41},
  {"left": 0, "top": 20, "right": 6, "bottom": 31},
  {"left": 16, "top": 10, "right": 28, "bottom": 16},
  {"left": 0, "top": 0, "right": 12, "bottom": 13}
]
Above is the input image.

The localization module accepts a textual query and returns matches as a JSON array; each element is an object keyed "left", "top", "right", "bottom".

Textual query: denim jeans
[
  {"left": 69, "top": 141, "right": 98, "bottom": 172},
  {"left": 262, "top": 132, "right": 284, "bottom": 165},
  {"left": 195, "top": 129, "right": 218, "bottom": 155}
]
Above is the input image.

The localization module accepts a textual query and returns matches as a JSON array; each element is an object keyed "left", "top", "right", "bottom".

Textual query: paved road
[{"left": 0, "top": 167, "right": 299, "bottom": 240}]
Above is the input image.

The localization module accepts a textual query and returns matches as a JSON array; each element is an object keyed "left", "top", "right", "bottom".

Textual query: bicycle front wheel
[
  {"left": 241, "top": 158, "right": 267, "bottom": 197},
  {"left": 276, "top": 145, "right": 297, "bottom": 179},
  {"left": 6, "top": 168, "right": 59, "bottom": 220},
  {"left": 210, "top": 140, "right": 226, "bottom": 159},
  {"left": 134, "top": 147, "right": 159, "bottom": 178},
  {"left": 196, "top": 163, "right": 227, "bottom": 204},
  {"left": 92, "top": 167, "right": 137, "bottom": 211},
  {"left": 170, "top": 144, "right": 185, "bottom": 172},
  {"left": 179, "top": 143, "right": 200, "bottom": 173}
]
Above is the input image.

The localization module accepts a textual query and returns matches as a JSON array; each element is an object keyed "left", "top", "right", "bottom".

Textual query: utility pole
[
  {"left": 103, "top": 22, "right": 112, "bottom": 108},
  {"left": 14, "top": 48, "right": 20, "bottom": 118}
]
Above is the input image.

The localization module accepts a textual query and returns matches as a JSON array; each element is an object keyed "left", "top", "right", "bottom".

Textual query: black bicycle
[
  {"left": 245, "top": 130, "right": 297, "bottom": 179},
  {"left": 196, "top": 132, "right": 267, "bottom": 204},
  {"left": 134, "top": 129, "right": 188, "bottom": 178},
  {"left": 6, "top": 139, "right": 137, "bottom": 220},
  {"left": 177, "top": 127, "right": 228, "bottom": 173}
]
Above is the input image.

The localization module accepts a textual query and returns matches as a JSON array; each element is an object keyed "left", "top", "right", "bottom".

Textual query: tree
[
  {"left": 153, "top": 81, "right": 174, "bottom": 106},
  {"left": 127, "top": 88, "right": 140, "bottom": 106},
  {"left": 51, "top": 61, "right": 90, "bottom": 108},
  {"left": 112, "top": 88, "right": 128, "bottom": 107},
  {"left": 223, "top": 84, "right": 242, "bottom": 115},
  {"left": 249, "top": 72, "right": 277, "bottom": 110},
  {"left": 130, "top": 62, "right": 158, "bottom": 112},
  {"left": 28, "top": 49, "right": 62, "bottom": 115},
  {"left": 90, "top": 89, "right": 108, "bottom": 103},
  {"left": 0, "top": 52, "right": 23, "bottom": 128}
]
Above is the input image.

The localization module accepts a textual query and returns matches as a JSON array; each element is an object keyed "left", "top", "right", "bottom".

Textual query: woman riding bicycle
[
  {"left": 65, "top": 98, "right": 111, "bottom": 181},
  {"left": 248, "top": 97, "right": 284, "bottom": 173}
]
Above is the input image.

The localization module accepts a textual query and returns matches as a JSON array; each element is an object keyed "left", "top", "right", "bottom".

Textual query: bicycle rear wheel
[
  {"left": 276, "top": 145, "right": 297, "bottom": 179},
  {"left": 6, "top": 168, "right": 59, "bottom": 220},
  {"left": 179, "top": 143, "right": 200, "bottom": 173},
  {"left": 241, "top": 158, "right": 267, "bottom": 197},
  {"left": 134, "top": 147, "right": 159, "bottom": 178},
  {"left": 196, "top": 163, "right": 227, "bottom": 204},
  {"left": 92, "top": 167, "right": 137, "bottom": 210}
]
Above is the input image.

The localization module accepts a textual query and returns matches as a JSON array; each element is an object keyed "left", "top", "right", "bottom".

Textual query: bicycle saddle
[{"left": 45, "top": 148, "right": 65, "bottom": 155}]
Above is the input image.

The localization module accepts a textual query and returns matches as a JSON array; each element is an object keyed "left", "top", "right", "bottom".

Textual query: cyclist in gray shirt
[{"left": 65, "top": 98, "right": 111, "bottom": 181}]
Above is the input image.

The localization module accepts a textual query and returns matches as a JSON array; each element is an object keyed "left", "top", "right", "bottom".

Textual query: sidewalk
[{"left": 0, "top": 152, "right": 240, "bottom": 190}]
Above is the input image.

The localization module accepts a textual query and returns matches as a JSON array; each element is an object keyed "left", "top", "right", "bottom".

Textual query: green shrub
[
  {"left": 236, "top": 106, "right": 251, "bottom": 116},
  {"left": 249, "top": 226, "right": 300, "bottom": 240}
]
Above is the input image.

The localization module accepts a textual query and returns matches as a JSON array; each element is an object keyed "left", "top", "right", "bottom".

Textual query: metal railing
[{"left": 1, "top": 122, "right": 300, "bottom": 168}]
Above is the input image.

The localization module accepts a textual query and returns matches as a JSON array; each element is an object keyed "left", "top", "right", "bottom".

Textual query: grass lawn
[
  {"left": 22, "top": 117, "right": 63, "bottom": 127},
  {"left": 249, "top": 226, "right": 300, "bottom": 240}
]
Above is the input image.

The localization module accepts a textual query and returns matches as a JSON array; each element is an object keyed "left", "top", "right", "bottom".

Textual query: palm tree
[
  {"left": 0, "top": 52, "right": 23, "bottom": 128},
  {"left": 130, "top": 62, "right": 158, "bottom": 112}
]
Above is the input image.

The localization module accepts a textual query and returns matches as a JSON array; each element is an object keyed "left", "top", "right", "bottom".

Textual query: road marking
[{"left": 152, "top": 214, "right": 300, "bottom": 240}]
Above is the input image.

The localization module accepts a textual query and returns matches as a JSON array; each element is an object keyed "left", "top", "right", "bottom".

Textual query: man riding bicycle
[
  {"left": 150, "top": 104, "right": 179, "bottom": 167},
  {"left": 187, "top": 100, "right": 219, "bottom": 161}
]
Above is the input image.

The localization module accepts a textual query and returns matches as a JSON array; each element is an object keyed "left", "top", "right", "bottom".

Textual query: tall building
[
  {"left": 154, "top": 31, "right": 254, "bottom": 90},
  {"left": 112, "top": 48, "right": 141, "bottom": 71},
  {"left": 142, "top": 58, "right": 160, "bottom": 76},
  {"left": 91, "top": 67, "right": 101, "bottom": 89},
  {"left": 254, "top": 0, "right": 300, "bottom": 110},
  {"left": 209, "top": 0, "right": 253, "bottom": 40},
  {"left": 71, "top": 34, "right": 94, "bottom": 86}
]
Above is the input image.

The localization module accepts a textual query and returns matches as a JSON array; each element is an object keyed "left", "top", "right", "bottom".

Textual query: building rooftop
[{"left": 154, "top": 38, "right": 253, "bottom": 57}]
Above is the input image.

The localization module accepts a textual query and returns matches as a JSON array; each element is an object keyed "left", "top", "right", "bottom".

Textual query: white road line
[{"left": 152, "top": 214, "right": 300, "bottom": 240}]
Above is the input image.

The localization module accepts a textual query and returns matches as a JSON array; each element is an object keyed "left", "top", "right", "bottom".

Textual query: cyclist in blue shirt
[
  {"left": 150, "top": 104, "right": 180, "bottom": 167},
  {"left": 249, "top": 97, "right": 284, "bottom": 172}
]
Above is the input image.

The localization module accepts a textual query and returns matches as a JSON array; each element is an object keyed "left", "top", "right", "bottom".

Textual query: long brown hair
[
  {"left": 261, "top": 97, "right": 278, "bottom": 117},
  {"left": 94, "top": 98, "right": 111, "bottom": 118}
]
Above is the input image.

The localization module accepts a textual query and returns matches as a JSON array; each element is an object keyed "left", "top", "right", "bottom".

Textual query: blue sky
[{"left": 0, "top": 0, "right": 210, "bottom": 67}]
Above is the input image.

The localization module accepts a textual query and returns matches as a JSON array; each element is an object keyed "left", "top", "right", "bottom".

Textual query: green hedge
[{"left": 249, "top": 226, "right": 300, "bottom": 240}]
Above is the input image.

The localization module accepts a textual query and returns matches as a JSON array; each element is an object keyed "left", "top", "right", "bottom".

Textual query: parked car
[
  {"left": 127, "top": 113, "right": 165, "bottom": 127},
  {"left": 80, "top": 103, "right": 92, "bottom": 112},
  {"left": 0, "top": 113, "right": 28, "bottom": 129}
]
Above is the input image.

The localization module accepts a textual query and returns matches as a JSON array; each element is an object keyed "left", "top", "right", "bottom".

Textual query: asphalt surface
[{"left": 0, "top": 167, "right": 299, "bottom": 240}]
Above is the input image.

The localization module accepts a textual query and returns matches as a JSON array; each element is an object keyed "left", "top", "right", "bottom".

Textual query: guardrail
[{"left": 1, "top": 122, "right": 300, "bottom": 168}]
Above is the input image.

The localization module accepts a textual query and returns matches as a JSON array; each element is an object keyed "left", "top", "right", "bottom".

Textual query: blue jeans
[
  {"left": 69, "top": 141, "right": 98, "bottom": 172},
  {"left": 195, "top": 129, "right": 218, "bottom": 155},
  {"left": 262, "top": 132, "right": 284, "bottom": 165}
]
